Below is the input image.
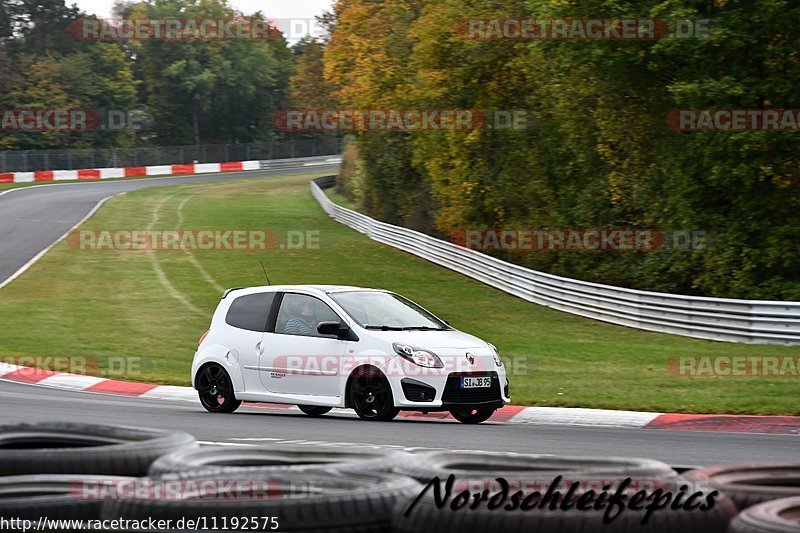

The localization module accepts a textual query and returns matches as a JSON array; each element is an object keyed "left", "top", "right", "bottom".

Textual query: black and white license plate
[{"left": 461, "top": 376, "right": 492, "bottom": 389}]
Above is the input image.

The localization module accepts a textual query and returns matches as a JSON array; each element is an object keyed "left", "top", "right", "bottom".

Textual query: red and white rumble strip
[
  {"left": 0, "top": 161, "right": 261, "bottom": 184},
  {"left": 1, "top": 362, "right": 797, "bottom": 434}
]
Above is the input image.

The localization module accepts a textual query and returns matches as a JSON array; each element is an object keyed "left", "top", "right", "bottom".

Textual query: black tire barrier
[
  {"left": 0, "top": 474, "right": 134, "bottom": 521},
  {"left": 392, "top": 478, "right": 738, "bottom": 533},
  {"left": 148, "top": 444, "right": 416, "bottom": 479},
  {"left": 104, "top": 471, "right": 421, "bottom": 533},
  {"left": 0, "top": 422, "right": 197, "bottom": 476},
  {"left": 728, "top": 496, "right": 800, "bottom": 533},
  {"left": 393, "top": 451, "right": 679, "bottom": 483},
  {"left": 684, "top": 463, "right": 800, "bottom": 510}
]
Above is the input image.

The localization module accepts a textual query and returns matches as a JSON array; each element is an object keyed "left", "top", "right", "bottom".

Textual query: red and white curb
[
  {"left": 0, "top": 161, "right": 261, "bottom": 183},
  {"left": 1, "top": 362, "right": 798, "bottom": 434},
  {"left": 0, "top": 157, "right": 341, "bottom": 184}
]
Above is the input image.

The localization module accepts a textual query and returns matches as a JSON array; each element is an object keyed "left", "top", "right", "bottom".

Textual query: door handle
[{"left": 256, "top": 342, "right": 265, "bottom": 355}]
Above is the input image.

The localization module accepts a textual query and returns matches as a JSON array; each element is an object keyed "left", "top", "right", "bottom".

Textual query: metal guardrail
[
  {"left": 260, "top": 156, "right": 342, "bottom": 171},
  {"left": 311, "top": 178, "right": 800, "bottom": 345}
]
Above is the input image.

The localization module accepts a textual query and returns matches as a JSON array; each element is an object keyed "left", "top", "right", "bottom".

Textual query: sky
[{"left": 72, "top": 0, "right": 335, "bottom": 41}]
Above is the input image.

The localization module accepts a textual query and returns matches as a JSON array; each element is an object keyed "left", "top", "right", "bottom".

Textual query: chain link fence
[{"left": 0, "top": 137, "right": 342, "bottom": 173}]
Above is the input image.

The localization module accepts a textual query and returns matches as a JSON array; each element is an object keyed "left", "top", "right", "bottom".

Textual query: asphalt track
[
  {"left": 0, "top": 164, "right": 797, "bottom": 467},
  {"left": 0, "top": 379, "right": 797, "bottom": 466}
]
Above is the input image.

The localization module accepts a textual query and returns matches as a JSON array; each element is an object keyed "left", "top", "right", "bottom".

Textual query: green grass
[{"left": 1, "top": 171, "right": 798, "bottom": 414}]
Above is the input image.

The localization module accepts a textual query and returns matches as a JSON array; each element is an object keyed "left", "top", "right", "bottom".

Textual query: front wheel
[
  {"left": 350, "top": 371, "right": 399, "bottom": 422},
  {"left": 449, "top": 406, "right": 495, "bottom": 424},
  {"left": 298, "top": 405, "right": 333, "bottom": 417},
  {"left": 197, "top": 364, "right": 242, "bottom": 414}
]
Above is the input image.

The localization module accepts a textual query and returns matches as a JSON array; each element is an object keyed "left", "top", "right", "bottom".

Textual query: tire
[
  {"left": 449, "top": 406, "right": 495, "bottom": 424},
  {"left": 684, "top": 462, "right": 800, "bottom": 510},
  {"left": 105, "top": 470, "right": 421, "bottom": 533},
  {"left": 394, "top": 450, "right": 679, "bottom": 484},
  {"left": 196, "top": 363, "right": 242, "bottom": 414},
  {"left": 0, "top": 422, "right": 197, "bottom": 476},
  {"left": 349, "top": 370, "right": 399, "bottom": 422},
  {"left": 392, "top": 478, "right": 737, "bottom": 533},
  {"left": 148, "top": 444, "right": 415, "bottom": 479},
  {"left": 0, "top": 474, "right": 133, "bottom": 521},
  {"left": 298, "top": 405, "right": 333, "bottom": 417},
  {"left": 728, "top": 496, "right": 800, "bottom": 533}
]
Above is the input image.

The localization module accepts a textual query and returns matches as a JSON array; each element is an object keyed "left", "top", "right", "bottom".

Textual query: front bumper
[{"left": 389, "top": 370, "right": 510, "bottom": 410}]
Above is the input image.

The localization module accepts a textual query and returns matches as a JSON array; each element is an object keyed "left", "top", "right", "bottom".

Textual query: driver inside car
[{"left": 284, "top": 298, "right": 318, "bottom": 336}]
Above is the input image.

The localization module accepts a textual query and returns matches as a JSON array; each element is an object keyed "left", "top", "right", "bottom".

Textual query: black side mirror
[{"left": 317, "top": 321, "right": 356, "bottom": 341}]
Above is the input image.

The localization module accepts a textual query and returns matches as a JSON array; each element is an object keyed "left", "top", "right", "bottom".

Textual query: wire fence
[{"left": 0, "top": 137, "right": 342, "bottom": 173}]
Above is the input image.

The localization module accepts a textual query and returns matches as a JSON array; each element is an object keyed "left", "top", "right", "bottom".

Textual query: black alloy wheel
[{"left": 197, "top": 364, "right": 242, "bottom": 414}]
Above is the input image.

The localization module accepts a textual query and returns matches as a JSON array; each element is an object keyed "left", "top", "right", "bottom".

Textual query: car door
[
  {"left": 259, "top": 292, "right": 348, "bottom": 398},
  {"left": 223, "top": 291, "right": 276, "bottom": 392}
]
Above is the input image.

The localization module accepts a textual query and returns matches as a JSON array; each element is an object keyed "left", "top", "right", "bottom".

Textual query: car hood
[{"left": 361, "top": 328, "right": 489, "bottom": 350}]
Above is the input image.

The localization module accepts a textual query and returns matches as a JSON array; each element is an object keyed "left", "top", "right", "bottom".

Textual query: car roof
[{"left": 223, "top": 285, "right": 386, "bottom": 298}]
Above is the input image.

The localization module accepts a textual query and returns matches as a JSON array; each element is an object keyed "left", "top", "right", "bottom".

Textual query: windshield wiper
[
  {"left": 400, "top": 326, "right": 445, "bottom": 331},
  {"left": 364, "top": 325, "right": 404, "bottom": 331}
]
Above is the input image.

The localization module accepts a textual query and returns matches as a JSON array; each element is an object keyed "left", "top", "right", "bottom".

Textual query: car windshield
[{"left": 330, "top": 291, "right": 450, "bottom": 330}]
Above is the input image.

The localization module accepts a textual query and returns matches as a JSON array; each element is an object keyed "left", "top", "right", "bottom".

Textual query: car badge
[{"left": 466, "top": 353, "right": 475, "bottom": 364}]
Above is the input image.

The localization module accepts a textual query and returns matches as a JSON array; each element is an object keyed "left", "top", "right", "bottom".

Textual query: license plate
[{"left": 461, "top": 377, "right": 492, "bottom": 389}]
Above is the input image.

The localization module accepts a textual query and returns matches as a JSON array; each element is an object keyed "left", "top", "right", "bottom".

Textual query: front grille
[{"left": 441, "top": 372, "right": 501, "bottom": 404}]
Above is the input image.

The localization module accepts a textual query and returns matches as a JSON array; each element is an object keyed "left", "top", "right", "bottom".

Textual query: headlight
[
  {"left": 393, "top": 343, "right": 444, "bottom": 368},
  {"left": 489, "top": 343, "right": 504, "bottom": 367}
]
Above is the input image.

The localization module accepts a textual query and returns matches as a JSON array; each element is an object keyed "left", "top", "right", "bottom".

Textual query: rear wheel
[
  {"left": 298, "top": 405, "right": 333, "bottom": 417},
  {"left": 197, "top": 364, "right": 241, "bottom": 414},
  {"left": 449, "top": 406, "right": 495, "bottom": 424},
  {"left": 350, "top": 371, "right": 399, "bottom": 421}
]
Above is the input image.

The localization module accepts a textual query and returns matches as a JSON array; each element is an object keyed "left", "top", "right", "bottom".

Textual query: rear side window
[{"left": 225, "top": 293, "right": 275, "bottom": 332}]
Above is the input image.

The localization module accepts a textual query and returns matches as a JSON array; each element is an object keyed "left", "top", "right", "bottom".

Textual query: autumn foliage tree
[{"left": 320, "top": 0, "right": 800, "bottom": 299}]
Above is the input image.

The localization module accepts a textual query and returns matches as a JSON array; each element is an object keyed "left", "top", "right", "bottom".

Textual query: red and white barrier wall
[{"left": 0, "top": 160, "right": 261, "bottom": 184}]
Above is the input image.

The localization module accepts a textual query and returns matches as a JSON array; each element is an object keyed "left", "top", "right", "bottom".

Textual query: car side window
[
  {"left": 225, "top": 292, "right": 275, "bottom": 332},
  {"left": 275, "top": 293, "right": 341, "bottom": 337}
]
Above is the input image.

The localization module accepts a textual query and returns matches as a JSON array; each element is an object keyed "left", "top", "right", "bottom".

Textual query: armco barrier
[
  {"left": 311, "top": 178, "right": 800, "bottom": 345},
  {"left": 260, "top": 156, "right": 342, "bottom": 170}
]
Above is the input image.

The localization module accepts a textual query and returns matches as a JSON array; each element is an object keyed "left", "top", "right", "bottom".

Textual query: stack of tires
[
  {"left": 685, "top": 464, "right": 800, "bottom": 532},
  {"left": 0, "top": 422, "right": 798, "bottom": 532},
  {"left": 0, "top": 422, "right": 196, "bottom": 525}
]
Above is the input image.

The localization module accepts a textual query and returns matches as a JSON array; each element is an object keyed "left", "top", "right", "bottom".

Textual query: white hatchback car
[{"left": 192, "top": 285, "right": 510, "bottom": 423}]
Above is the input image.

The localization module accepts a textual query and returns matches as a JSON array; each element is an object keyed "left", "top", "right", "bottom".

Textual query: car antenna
[{"left": 259, "top": 260, "right": 272, "bottom": 286}]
